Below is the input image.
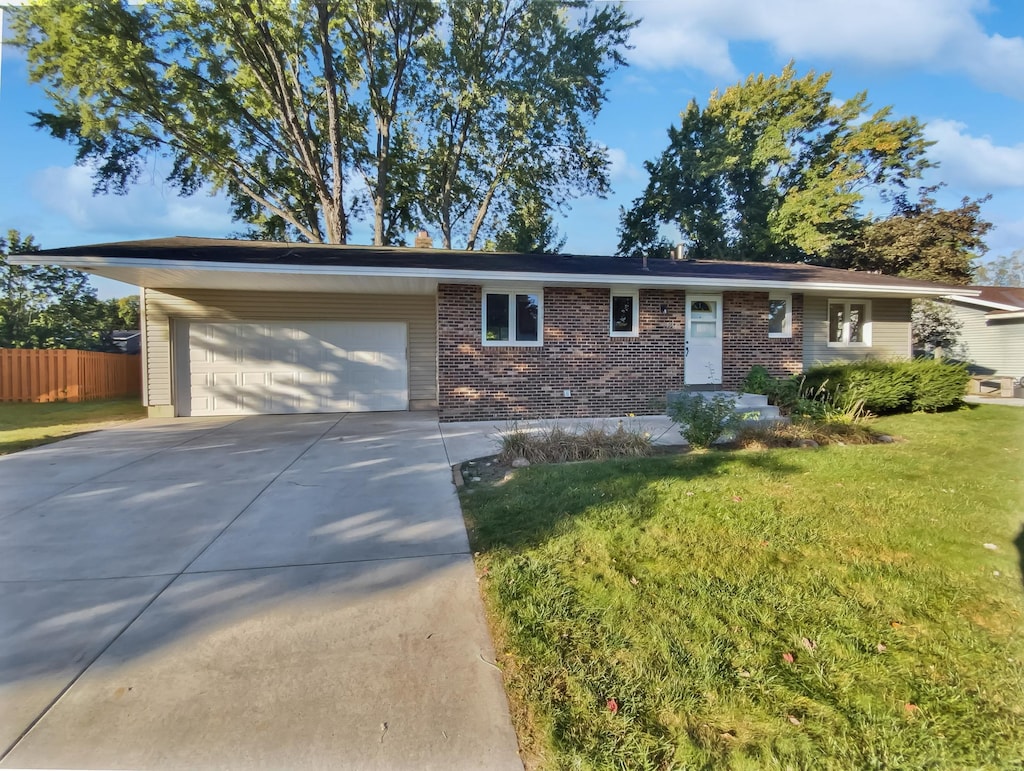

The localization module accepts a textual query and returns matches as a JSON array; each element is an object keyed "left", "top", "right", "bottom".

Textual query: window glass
[
  {"left": 691, "top": 300, "right": 713, "bottom": 314},
  {"left": 768, "top": 298, "right": 788, "bottom": 335},
  {"left": 829, "top": 304, "right": 844, "bottom": 343},
  {"left": 691, "top": 320, "right": 717, "bottom": 338},
  {"left": 515, "top": 294, "right": 539, "bottom": 341},
  {"left": 485, "top": 293, "right": 509, "bottom": 341},
  {"left": 849, "top": 303, "right": 865, "bottom": 343},
  {"left": 611, "top": 295, "right": 634, "bottom": 332}
]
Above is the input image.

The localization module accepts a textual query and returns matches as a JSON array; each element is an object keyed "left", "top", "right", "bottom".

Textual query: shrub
[
  {"left": 667, "top": 392, "right": 740, "bottom": 448},
  {"left": 905, "top": 358, "right": 970, "bottom": 412},
  {"left": 802, "top": 359, "right": 969, "bottom": 415},
  {"left": 740, "top": 365, "right": 772, "bottom": 395},
  {"left": 802, "top": 360, "right": 915, "bottom": 414}
]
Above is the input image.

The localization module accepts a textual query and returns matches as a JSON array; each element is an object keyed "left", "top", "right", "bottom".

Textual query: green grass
[
  {"left": 460, "top": 406, "right": 1024, "bottom": 769},
  {"left": 0, "top": 398, "right": 146, "bottom": 454}
]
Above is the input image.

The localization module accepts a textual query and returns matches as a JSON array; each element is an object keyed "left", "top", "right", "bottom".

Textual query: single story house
[
  {"left": 938, "top": 285, "right": 1024, "bottom": 380},
  {"left": 16, "top": 237, "right": 972, "bottom": 422}
]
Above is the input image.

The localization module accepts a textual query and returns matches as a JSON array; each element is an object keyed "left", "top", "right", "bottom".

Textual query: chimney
[{"left": 414, "top": 229, "right": 433, "bottom": 249}]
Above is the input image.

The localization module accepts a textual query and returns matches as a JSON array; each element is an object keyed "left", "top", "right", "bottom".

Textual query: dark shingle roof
[
  {"left": 33, "top": 236, "right": 961, "bottom": 291},
  {"left": 963, "top": 285, "right": 1024, "bottom": 311}
]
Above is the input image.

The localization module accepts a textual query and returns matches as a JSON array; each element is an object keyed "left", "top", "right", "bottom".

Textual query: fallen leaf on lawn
[
  {"left": 904, "top": 703, "right": 920, "bottom": 713},
  {"left": 732, "top": 495, "right": 743, "bottom": 502},
  {"left": 737, "top": 669, "right": 751, "bottom": 678},
  {"left": 876, "top": 643, "right": 887, "bottom": 653},
  {"left": 801, "top": 637, "right": 817, "bottom": 651},
  {"left": 890, "top": 621, "right": 903, "bottom": 629},
  {"left": 686, "top": 491, "right": 695, "bottom": 497},
  {"left": 782, "top": 652, "right": 795, "bottom": 664},
  {"left": 606, "top": 698, "right": 619, "bottom": 714},
  {"left": 787, "top": 715, "right": 802, "bottom": 725},
  {"left": 983, "top": 543, "right": 998, "bottom": 550},
  {"left": 759, "top": 540, "right": 770, "bottom": 547},
  {"left": 629, "top": 576, "right": 639, "bottom": 585},
  {"left": 720, "top": 731, "right": 736, "bottom": 740}
]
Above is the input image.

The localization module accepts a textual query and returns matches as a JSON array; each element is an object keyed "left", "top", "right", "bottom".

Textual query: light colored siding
[
  {"left": 143, "top": 289, "right": 437, "bottom": 411},
  {"left": 803, "top": 296, "right": 912, "bottom": 369},
  {"left": 947, "top": 301, "right": 1024, "bottom": 376}
]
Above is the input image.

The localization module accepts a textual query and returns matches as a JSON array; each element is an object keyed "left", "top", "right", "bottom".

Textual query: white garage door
[{"left": 184, "top": 321, "right": 408, "bottom": 416}]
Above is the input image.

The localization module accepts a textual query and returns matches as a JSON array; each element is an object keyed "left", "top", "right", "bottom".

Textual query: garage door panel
[{"left": 184, "top": 322, "right": 408, "bottom": 416}]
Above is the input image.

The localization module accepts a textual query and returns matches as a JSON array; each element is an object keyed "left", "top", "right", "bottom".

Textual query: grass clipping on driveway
[{"left": 459, "top": 407, "right": 1024, "bottom": 769}]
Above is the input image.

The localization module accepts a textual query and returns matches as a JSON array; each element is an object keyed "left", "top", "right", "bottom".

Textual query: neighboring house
[
  {"left": 939, "top": 285, "right": 1024, "bottom": 379},
  {"left": 111, "top": 330, "right": 142, "bottom": 355},
  {"left": 16, "top": 237, "right": 974, "bottom": 422}
]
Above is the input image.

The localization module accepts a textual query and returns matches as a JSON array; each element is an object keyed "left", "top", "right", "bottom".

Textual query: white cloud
[
  {"left": 606, "top": 146, "right": 643, "bottom": 182},
  {"left": 925, "top": 119, "right": 1024, "bottom": 189},
  {"left": 30, "top": 164, "right": 237, "bottom": 238},
  {"left": 626, "top": 0, "right": 1024, "bottom": 99}
]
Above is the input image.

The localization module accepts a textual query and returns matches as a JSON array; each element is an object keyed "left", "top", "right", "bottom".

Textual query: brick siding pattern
[
  {"left": 721, "top": 291, "right": 804, "bottom": 389},
  {"left": 437, "top": 284, "right": 686, "bottom": 421}
]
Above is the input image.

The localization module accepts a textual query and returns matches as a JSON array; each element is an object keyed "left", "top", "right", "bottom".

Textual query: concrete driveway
[{"left": 0, "top": 412, "right": 521, "bottom": 770}]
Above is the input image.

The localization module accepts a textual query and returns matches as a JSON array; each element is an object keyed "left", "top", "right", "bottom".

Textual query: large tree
[
  {"left": 838, "top": 187, "right": 992, "bottom": 285},
  {"left": 975, "top": 249, "right": 1024, "bottom": 287},
  {"left": 618, "top": 64, "right": 933, "bottom": 262},
  {"left": 14, "top": 0, "right": 634, "bottom": 248}
]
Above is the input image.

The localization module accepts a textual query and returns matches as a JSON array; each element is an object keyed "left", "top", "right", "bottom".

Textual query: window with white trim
[
  {"left": 483, "top": 289, "right": 542, "bottom": 345},
  {"left": 828, "top": 299, "right": 871, "bottom": 346},
  {"left": 609, "top": 291, "right": 639, "bottom": 336},
  {"left": 768, "top": 293, "right": 792, "bottom": 338}
]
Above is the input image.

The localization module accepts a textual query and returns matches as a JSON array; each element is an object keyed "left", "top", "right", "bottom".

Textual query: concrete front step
[{"left": 666, "top": 390, "right": 786, "bottom": 422}]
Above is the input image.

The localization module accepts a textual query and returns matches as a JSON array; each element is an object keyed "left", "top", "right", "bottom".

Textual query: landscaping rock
[
  {"left": 877, "top": 434, "right": 895, "bottom": 443},
  {"left": 795, "top": 439, "right": 819, "bottom": 448},
  {"left": 511, "top": 457, "right": 531, "bottom": 468}
]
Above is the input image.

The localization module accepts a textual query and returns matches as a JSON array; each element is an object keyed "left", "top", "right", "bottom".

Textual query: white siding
[
  {"left": 143, "top": 289, "right": 437, "bottom": 411},
  {"left": 803, "top": 296, "right": 912, "bottom": 369},
  {"left": 947, "top": 301, "right": 1024, "bottom": 377}
]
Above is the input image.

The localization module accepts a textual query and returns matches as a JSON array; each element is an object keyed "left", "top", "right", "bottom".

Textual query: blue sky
[{"left": 2, "top": 0, "right": 1023, "bottom": 299}]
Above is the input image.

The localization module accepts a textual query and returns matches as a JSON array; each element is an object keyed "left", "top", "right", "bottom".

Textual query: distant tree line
[{"left": 1, "top": 230, "right": 139, "bottom": 351}]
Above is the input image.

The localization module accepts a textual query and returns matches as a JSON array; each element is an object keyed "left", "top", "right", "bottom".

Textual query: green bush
[
  {"left": 802, "top": 359, "right": 968, "bottom": 415},
  {"left": 667, "top": 392, "right": 740, "bottom": 448},
  {"left": 905, "top": 358, "right": 970, "bottom": 412},
  {"left": 740, "top": 365, "right": 772, "bottom": 394}
]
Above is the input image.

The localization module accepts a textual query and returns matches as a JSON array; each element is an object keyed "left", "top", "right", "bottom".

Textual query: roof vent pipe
[
  {"left": 673, "top": 243, "right": 686, "bottom": 261},
  {"left": 642, "top": 253, "right": 649, "bottom": 271}
]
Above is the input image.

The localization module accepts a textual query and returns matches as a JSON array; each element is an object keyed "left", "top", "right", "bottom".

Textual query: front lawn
[
  {"left": 460, "top": 406, "right": 1024, "bottom": 769},
  {"left": 0, "top": 398, "right": 146, "bottom": 455}
]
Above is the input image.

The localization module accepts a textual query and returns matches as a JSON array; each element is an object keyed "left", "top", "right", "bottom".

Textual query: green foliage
[
  {"left": 739, "top": 365, "right": 772, "bottom": 395},
  {"left": 618, "top": 63, "right": 931, "bottom": 261},
  {"left": 14, "top": 0, "right": 635, "bottom": 248},
  {"left": 667, "top": 392, "right": 740, "bottom": 448},
  {"left": 462, "top": 408, "right": 1024, "bottom": 768},
  {"left": 835, "top": 186, "right": 992, "bottom": 284},
  {"left": 974, "top": 249, "right": 1024, "bottom": 287},
  {"left": 491, "top": 193, "right": 567, "bottom": 254},
  {"left": 904, "top": 358, "right": 971, "bottom": 412},
  {"left": 802, "top": 360, "right": 967, "bottom": 415},
  {"left": 0, "top": 230, "right": 119, "bottom": 350}
]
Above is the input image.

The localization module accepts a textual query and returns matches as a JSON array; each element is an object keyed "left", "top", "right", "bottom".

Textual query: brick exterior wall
[
  {"left": 437, "top": 284, "right": 686, "bottom": 421},
  {"left": 721, "top": 291, "right": 804, "bottom": 389}
]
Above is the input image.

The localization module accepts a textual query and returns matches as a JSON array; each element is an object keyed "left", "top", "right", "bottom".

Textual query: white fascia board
[
  {"left": 11, "top": 254, "right": 969, "bottom": 298},
  {"left": 945, "top": 294, "right": 1022, "bottom": 312},
  {"left": 986, "top": 310, "right": 1024, "bottom": 320}
]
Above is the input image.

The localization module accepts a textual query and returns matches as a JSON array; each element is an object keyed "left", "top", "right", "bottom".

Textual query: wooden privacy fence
[{"left": 0, "top": 349, "right": 142, "bottom": 403}]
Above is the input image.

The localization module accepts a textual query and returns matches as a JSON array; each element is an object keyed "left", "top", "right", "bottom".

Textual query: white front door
[{"left": 684, "top": 294, "right": 723, "bottom": 386}]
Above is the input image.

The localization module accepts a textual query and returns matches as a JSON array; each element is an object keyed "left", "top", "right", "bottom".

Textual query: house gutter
[
  {"left": 945, "top": 294, "right": 1022, "bottom": 312},
  {"left": 11, "top": 254, "right": 975, "bottom": 299}
]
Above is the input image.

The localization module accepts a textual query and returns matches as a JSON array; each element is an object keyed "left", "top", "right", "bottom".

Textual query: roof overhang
[
  {"left": 11, "top": 253, "right": 972, "bottom": 299},
  {"left": 944, "top": 293, "right": 1023, "bottom": 312},
  {"left": 986, "top": 310, "right": 1024, "bottom": 320}
]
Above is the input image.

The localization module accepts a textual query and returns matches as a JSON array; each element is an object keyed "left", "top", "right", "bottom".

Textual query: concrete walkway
[{"left": 0, "top": 412, "right": 521, "bottom": 770}]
